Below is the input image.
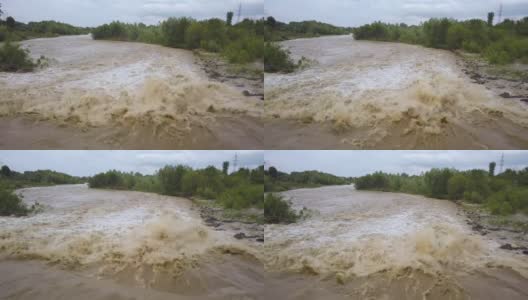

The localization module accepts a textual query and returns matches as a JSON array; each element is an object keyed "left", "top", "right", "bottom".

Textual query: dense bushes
[
  {"left": 0, "top": 189, "right": 29, "bottom": 216},
  {"left": 0, "top": 42, "right": 36, "bottom": 72},
  {"left": 265, "top": 167, "right": 350, "bottom": 192},
  {"left": 264, "top": 43, "right": 296, "bottom": 73},
  {"left": 355, "top": 165, "right": 528, "bottom": 216},
  {"left": 264, "top": 193, "right": 298, "bottom": 224},
  {"left": 353, "top": 17, "right": 528, "bottom": 64},
  {"left": 92, "top": 17, "right": 264, "bottom": 64},
  {"left": 89, "top": 164, "right": 264, "bottom": 210}
]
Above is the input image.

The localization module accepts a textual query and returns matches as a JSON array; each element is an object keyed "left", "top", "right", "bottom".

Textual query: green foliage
[
  {"left": 264, "top": 42, "right": 296, "bottom": 73},
  {"left": 0, "top": 41, "right": 36, "bottom": 72},
  {"left": 89, "top": 164, "right": 265, "bottom": 210},
  {"left": 264, "top": 193, "right": 298, "bottom": 224},
  {"left": 0, "top": 189, "right": 28, "bottom": 216},
  {"left": 265, "top": 167, "right": 349, "bottom": 192},
  {"left": 354, "top": 16, "right": 528, "bottom": 65},
  {"left": 264, "top": 18, "right": 351, "bottom": 42},
  {"left": 356, "top": 165, "right": 528, "bottom": 216},
  {"left": 92, "top": 16, "right": 264, "bottom": 64}
]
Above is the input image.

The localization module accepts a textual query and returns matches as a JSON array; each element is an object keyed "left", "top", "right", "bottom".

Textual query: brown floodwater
[
  {"left": 0, "top": 185, "right": 264, "bottom": 299},
  {"left": 264, "top": 35, "right": 528, "bottom": 149},
  {"left": 0, "top": 35, "right": 262, "bottom": 149},
  {"left": 264, "top": 185, "right": 528, "bottom": 299}
]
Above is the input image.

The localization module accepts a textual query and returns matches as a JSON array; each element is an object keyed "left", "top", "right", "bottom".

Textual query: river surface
[
  {"left": 0, "top": 185, "right": 263, "bottom": 299},
  {"left": 264, "top": 35, "right": 528, "bottom": 149},
  {"left": 0, "top": 35, "right": 262, "bottom": 149},
  {"left": 264, "top": 185, "right": 528, "bottom": 299}
]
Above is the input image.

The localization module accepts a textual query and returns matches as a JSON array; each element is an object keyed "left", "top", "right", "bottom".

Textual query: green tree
[
  {"left": 6, "top": 16, "right": 15, "bottom": 30},
  {"left": 1, "top": 165, "right": 11, "bottom": 177},
  {"left": 226, "top": 11, "right": 234, "bottom": 26},
  {"left": 487, "top": 12, "right": 495, "bottom": 27},
  {"left": 448, "top": 174, "right": 467, "bottom": 200},
  {"left": 269, "top": 166, "right": 278, "bottom": 179},
  {"left": 489, "top": 162, "right": 496, "bottom": 177},
  {"left": 222, "top": 161, "right": 229, "bottom": 175}
]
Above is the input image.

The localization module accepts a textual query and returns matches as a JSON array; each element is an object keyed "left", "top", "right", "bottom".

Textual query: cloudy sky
[
  {"left": 0, "top": 151, "right": 263, "bottom": 176},
  {"left": 266, "top": 151, "right": 528, "bottom": 177},
  {"left": 1, "top": 0, "right": 264, "bottom": 27},
  {"left": 266, "top": 0, "right": 528, "bottom": 27}
]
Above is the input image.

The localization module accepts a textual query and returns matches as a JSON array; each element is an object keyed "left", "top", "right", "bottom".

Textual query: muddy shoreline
[
  {"left": 192, "top": 199, "right": 264, "bottom": 243},
  {"left": 458, "top": 201, "right": 528, "bottom": 256}
]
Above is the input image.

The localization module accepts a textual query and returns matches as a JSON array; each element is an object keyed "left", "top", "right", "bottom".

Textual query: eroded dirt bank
[
  {"left": 264, "top": 35, "right": 528, "bottom": 149},
  {"left": 0, "top": 35, "right": 263, "bottom": 149},
  {"left": 264, "top": 185, "right": 528, "bottom": 299},
  {"left": 0, "top": 185, "right": 264, "bottom": 299}
]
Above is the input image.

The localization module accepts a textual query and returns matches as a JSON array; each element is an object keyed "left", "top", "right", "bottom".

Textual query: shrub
[
  {"left": 0, "top": 189, "right": 29, "bottom": 216},
  {"left": 0, "top": 42, "right": 36, "bottom": 72},
  {"left": 264, "top": 42, "right": 296, "bottom": 73},
  {"left": 264, "top": 193, "right": 298, "bottom": 224}
]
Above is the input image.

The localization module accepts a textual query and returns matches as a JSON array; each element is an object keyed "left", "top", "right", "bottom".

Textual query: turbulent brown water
[
  {"left": 0, "top": 35, "right": 262, "bottom": 149},
  {"left": 264, "top": 35, "right": 528, "bottom": 149},
  {"left": 0, "top": 185, "right": 263, "bottom": 299},
  {"left": 264, "top": 185, "right": 528, "bottom": 300}
]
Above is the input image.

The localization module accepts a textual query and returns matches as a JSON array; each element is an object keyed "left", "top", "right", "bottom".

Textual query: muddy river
[
  {"left": 264, "top": 185, "right": 528, "bottom": 299},
  {"left": 0, "top": 185, "right": 263, "bottom": 299},
  {"left": 0, "top": 35, "right": 262, "bottom": 149},
  {"left": 265, "top": 35, "right": 528, "bottom": 149}
]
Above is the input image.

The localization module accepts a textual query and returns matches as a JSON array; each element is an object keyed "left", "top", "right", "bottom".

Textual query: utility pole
[
  {"left": 232, "top": 153, "right": 238, "bottom": 173},
  {"left": 499, "top": 153, "right": 504, "bottom": 174},
  {"left": 498, "top": 2, "right": 503, "bottom": 24},
  {"left": 236, "top": 2, "right": 242, "bottom": 24}
]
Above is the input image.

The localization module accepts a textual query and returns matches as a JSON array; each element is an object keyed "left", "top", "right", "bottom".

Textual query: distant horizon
[
  {"left": 266, "top": 0, "right": 528, "bottom": 28},
  {"left": 266, "top": 151, "right": 528, "bottom": 178},
  {"left": 1, "top": 0, "right": 265, "bottom": 28}
]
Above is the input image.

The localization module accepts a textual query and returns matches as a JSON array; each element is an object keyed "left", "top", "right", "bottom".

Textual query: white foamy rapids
[
  {"left": 264, "top": 185, "right": 528, "bottom": 281},
  {"left": 0, "top": 35, "right": 261, "bottom": 130},
  {"left": 264, "top": 35, "right": 528, "bottom": 137},
  {"left": 0, "top": 185, "right": 258, "bottom": 280}
]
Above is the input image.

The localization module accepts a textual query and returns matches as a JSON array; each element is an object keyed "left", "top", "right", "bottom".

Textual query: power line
[
  {"left": 499, "top": 153, "right": 505, "bottom": 174},
  {"left": 236, "top": 2, "right": 242, "bottom": 23},
  {"left": 498, "top": 2, "right": 503, "bottom": 24},
  {"left": 232, "top": 152, "right": 238, "bottom": 173}
]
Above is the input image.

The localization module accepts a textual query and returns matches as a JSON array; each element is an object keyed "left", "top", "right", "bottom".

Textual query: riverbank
[{"left": 459, "top": 201, "right": 528, "bottom": 255}]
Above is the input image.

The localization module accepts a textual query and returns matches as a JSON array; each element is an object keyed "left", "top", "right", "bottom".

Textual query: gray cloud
[
  {"left": 266, "top": 0, "right": 528, "bottom": 27},
  {"left": 0, "top": 151, "right": 263, "bottom": 176},
  {"left": 1, "top": 0, "right": 264, "bottom": 27},
  {"left": 265, "top": 151, "right": 528, "bottom": 177}
]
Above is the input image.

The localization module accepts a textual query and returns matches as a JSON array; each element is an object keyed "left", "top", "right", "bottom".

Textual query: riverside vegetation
[
  {"left": 355, "top": 162, "right": 528, "bottom": 216},
  {"left": 89, "top": 163, "right": 264, "bottom": 211},
  {"left": 0, "top": 165, "right": 83, "bottom": 216},
  {"left": 353, "top": 15, "right": 528, "bottom": 65},
  {"left": 91, "top": 14, "right": 264, "bottom": 65},
  {"left": 0, "top": 2, "right": 88, "bottom": 72},
  {"left": 264, "top": 17, "right": 350, "bottom": 73},
  {"left": 264, "top": 167, "right": 350, "bottom": 224}
]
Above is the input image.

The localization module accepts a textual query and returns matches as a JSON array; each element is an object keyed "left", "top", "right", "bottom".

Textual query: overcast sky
[
  {"left": 0, "top": 151, "right": 263, "bottom": 176},
  {"left": 1, "top": 0, "right": 264, "bottom": 27},
  {"left": 266, "top": 0, "right": 528, "bottom": 27},
  {"left": 266, "top": 151, "right": 528, "bottom": 177}
]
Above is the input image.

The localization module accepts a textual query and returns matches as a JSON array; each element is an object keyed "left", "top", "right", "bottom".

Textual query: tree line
[
  {"left": 264, "top": 166, "right": 351, "bottom": 192},
  {"left": 88, "top": 163, "right": 264, "bottom": 210},
  {"left": 354, "top": 163, "right": 528, "bottom": 216},
  {"left": 91, "top": 15, "right": 264, "bottom": 64},
  {"left": 353, "top": 16, "right": 528, "bottom": 65},
  {"left": 0, "top": 165, "right": 84, "bottom": 216}
]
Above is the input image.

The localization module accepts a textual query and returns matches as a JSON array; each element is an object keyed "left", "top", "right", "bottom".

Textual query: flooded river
[
  {"left": 264, "top": 185, "right": 528, "bottom": 299},
  {"left": 0, "top": 35, "right": 262, "bottom": 149},
  {"left": 0, "top": 185, "right": 263, "bottom": 299},
  {"left": 265, "top": 35, "right": 528, "bottom": 149}
]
